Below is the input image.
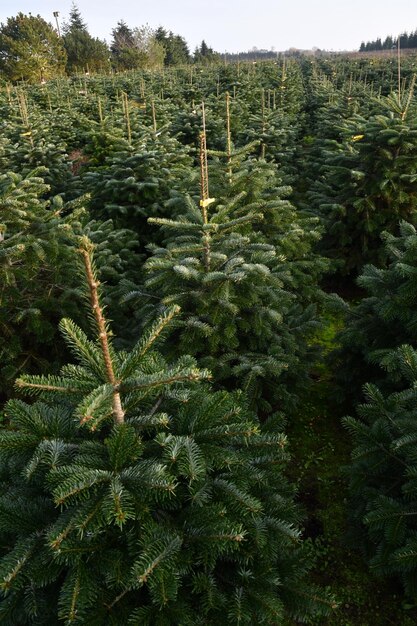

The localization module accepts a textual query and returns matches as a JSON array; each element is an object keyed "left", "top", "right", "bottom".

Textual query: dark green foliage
[
  {"left": 0, "top": 169, "right": 139, "bottom": 399},
  {"left": 171, "top": 104, "right": 227, "bottom": 151},
  {"left": 83, "top": 130, "right": 193, "bottom": 253},
  {"left": 110, "top": 21, "right": 143, "bottom": 71},
  {"left": 361, "top": 29, "right": 417, "bottom": 51},
  {"left": 193, "top": 41, "right": 219, "bottom": 64},
  {"left": 4, "top": 52, "right": 417, "bottom": 623},
  {"left": 0, "top": 242, "right": 334, "bottom": 624},
  {"left": 0, "top": 13, "right": 66, "bottom": 83},
  {"left": 335, "top": 221, "right": 417, "bottom": 401},
  {"left": 144, "top": 193, "right": 292, "bottom": 412},
  {"left": 1, "top": 129, "right": 74, "bottom": 196},
  {"left": 0, "top": 170, "right": 81, "bottom": 397},
  {"left": 344, "top": 345, "right": 417, "bottom": 600},
  {"left": 62, "top": 5, "right": 110, "bottom": 74},
  {"left": 310, "top": 89, "right": 417, "bottom": 275},
  {"left": 239, "top": 100, "right": 298, "bottom": 181},
  {"left": 155, "top": 27, "right": 190, "bottom": 66},
  {"left": 340, "top": 222, "right": 417, "bottom": 600}
]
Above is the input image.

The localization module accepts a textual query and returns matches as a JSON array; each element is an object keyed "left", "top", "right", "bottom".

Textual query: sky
[{"left": 0, "top": 0, "right": 416, "bottom": 53}]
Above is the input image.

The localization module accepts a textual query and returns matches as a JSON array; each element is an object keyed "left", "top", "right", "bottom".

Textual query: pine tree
[
  {"left": 0, "top": 13, "right": 66, "bottom": 83},
  {"left": 0, "top": 238, "right": 335, "bottom": 624}
]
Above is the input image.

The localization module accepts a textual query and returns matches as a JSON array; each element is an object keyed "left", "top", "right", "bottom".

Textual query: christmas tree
[{"left": 0, "top": 238, "right": 335, "bottom": 623}]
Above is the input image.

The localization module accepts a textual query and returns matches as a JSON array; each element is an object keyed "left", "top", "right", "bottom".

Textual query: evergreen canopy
[{"left": 0, "top": 13, "right": 66, "bottom": 83}]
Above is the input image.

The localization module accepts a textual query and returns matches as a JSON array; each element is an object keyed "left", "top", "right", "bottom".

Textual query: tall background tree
[
  {"left": 110, "top": 20, "right": 141, "bottom": 70},
  {"left": 193, "top": 40, "right": 219, "bottom": 64},
  {"left": 62, "top": 4, "right": 110, "bottom": 73},
  {"left": 154, "top": 27, "right": 190, "bottom": 66},
  {"left": 0, "top": 13, "right": 66, "bottom": 83},
  {"left": 110, "top": 23, "right": 166, "bottom": 70},
  {"left": 131, "top": 25, "right": 165, "bottom": 69}
]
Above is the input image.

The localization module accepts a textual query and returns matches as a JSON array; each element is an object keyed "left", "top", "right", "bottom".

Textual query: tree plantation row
[{"left": 2, "top": 54, "right": 417, "bottom": 624}]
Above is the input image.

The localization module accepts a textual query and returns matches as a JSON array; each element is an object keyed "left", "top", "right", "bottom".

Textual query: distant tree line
[
  {"left": 0, "top": 3, "right": 220, "bottom": 83},
  {"left": 359, "top": 29, "right": 417, "bottom": 52},
  {"left": 224, "top": 50, "right": 278, "bottom": 62}
]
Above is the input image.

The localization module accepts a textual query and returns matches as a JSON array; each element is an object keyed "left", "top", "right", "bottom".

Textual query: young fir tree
[
  {"left": 0, "top": 169, "right": 80, "bottom": 399},
  {"left": 238, "top": 94, "right": 298, "bottom": 183},
  {"left": 83, "top": 126, "right": 193, "bottom": 255},
  {"left": 334, "top": 218, "right": 417, "bottom": 598},
  {"left": 140, "top": 126, "right": 327, "bottom": 414},
  {"left": 334, "top": 221, "right": 417, "bottom": 404},
  {"left": 294, "top": 65, "right": 370, "bottom": 212},
  {"left": 0, "top": 168, "right": 139, "bottom": 400},
  {"left": 344, "top": 344, "right": 417, "bottom": 600},
  {"left": 309, "top": 83, "right": 417, "bottom": 276},
  {"left": 1, "top": 116, "right": 75, "bottom": 197},
  {"left": 0, "top": 238, "right": 335, "bottom": 624},
  {"left": 171, "top": 103, "right": 227, "bottom": 152}
]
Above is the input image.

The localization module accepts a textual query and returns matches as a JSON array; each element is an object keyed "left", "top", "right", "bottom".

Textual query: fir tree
[
  {"left": 139, "top": 131, "right": 327, "bottom": 414},
  {"left": 335, "top": 217, "right": 417, "bottom": 598},
  {"left": 65, "top": 3, "right": 86, "bottom": 31},
  {"left": 62, "top": 4, "right": 110, "bottom": 73},
  {"left": 111, "top": 20, "right": 135, "bottom": 52},
  {"left": 238, "top": 93, "right": 299, "bottom": 181},
  {"left": 1, "top": 119, "right": 74, "bottom": 197},
  {"left": 0, "top": 238, "right": 335, "bottom": 624},
  {"left": 334, "top": 221, "right": 417, "bottom": 403},
  {"left": 110, "top": 20, "right": 141, "bottom": 71},
  {"left": 310, "top": 85, "right": 417, "bottom": 275},
  {"left": 0, "top": 168, "right": 139, "bottom": 400},
  {"left": 344, "top": 344, "right": 417, "bottom": 600},
  {"left": 0, "top": 169, "right": 80, "bottom": 398},
  {"left": 194, "top": 41, "right": 218, "bottom": 64},
  {"left": 83, "top": 127, "right": 193, "bottom": 254},
  {"left": 155, "top": 28, "right": 190, "bottom": 66}
]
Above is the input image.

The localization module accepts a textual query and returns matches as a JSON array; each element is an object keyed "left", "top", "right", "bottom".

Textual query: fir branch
[
  {"left": 15, "top": 377, "right": 79, "bottom": 394},
  {"left": 78, "top": 238, "right": 125, "bottom": 425}
]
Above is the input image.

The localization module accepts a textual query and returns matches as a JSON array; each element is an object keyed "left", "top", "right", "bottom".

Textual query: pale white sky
[{"left": 0, "top": 0, "right": 416, "bottom": 52}]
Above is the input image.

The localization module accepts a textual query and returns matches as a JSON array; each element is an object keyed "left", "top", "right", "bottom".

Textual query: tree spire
[{"left": 78, "top": 238, "right": 125, "bottom": 424}]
